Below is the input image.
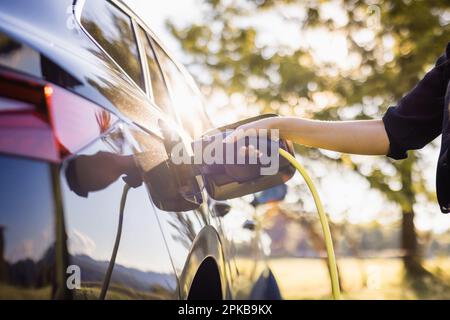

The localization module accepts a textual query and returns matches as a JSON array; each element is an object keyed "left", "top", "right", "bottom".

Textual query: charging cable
[
  {"left": 96, "top": 149, "right": 340, "bottom": 299},
  {"left": 279, "top": 148, "right": 341, "bottom": 300},
  {"left": 99, "top": 183, "right": 131, "bottom": 300}
]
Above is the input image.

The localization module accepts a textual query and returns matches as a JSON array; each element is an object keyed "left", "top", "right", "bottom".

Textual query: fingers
[
  {"left": 223, "top": 117, "right": 279, "bottom": 144},
  {"left": 237, "top": 143, "right": 263, "bottom": 159},
  {"left": 223, "top": 124, "right": 259, "bottom": 143}
]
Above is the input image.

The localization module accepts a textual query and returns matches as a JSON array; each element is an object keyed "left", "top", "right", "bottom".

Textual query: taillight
[{"left": 0, "top": 69, "right": 117, "bottom": 162}]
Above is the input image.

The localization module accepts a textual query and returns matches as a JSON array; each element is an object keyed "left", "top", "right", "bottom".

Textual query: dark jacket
[{"left": 382, "top": 42, "right": 450, "bottom": 213}]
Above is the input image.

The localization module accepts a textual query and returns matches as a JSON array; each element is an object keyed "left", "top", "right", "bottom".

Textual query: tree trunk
[
  {"left": 401, "top": 210, "right": 428, "bottom": 277},
  {"left": 397, "top": 157, "right": 430, "bottom": 278}
]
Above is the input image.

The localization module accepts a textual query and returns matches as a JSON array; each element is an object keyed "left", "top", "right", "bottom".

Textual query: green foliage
[
  {"left": 169, "top": 0, "right": 450, "bottom": 271},
  {"left": 170, "top": 0, "right": 448, "bottom": 204}
]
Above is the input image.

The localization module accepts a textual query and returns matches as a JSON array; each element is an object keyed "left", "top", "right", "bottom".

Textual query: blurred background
[{"left": 126, "top": 0, "right": 450, "bottom": 299}]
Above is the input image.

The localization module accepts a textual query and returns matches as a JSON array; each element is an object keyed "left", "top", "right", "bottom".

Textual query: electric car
[{"left": 0, "top": 0, "right": 285, "bottom": 299}]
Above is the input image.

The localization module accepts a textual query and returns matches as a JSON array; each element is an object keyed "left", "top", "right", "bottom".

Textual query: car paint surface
[{"left": 0, "top": 0, "right": 269, "bottom": 299}]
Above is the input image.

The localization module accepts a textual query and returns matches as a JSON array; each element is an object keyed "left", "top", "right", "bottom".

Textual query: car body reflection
[
  {"left": 0, "top": 0, "right": 279, "bottom": 300},
  {"left": 0, "top": 156, "right": 56, "bottom": 299},
  {"left": 60, "top": 125, "right": 177, "bottom": 299}
]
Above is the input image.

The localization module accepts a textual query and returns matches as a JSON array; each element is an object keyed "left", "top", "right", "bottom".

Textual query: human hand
[{"left": 223, "top": 117, "right": 281, "bottom": 144}]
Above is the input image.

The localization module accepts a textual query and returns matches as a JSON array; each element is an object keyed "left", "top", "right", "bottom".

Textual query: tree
[{"left": 168, "top": 0, "right": 450, "bottom": 277}]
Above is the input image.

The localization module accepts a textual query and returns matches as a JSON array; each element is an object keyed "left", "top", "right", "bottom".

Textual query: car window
[
  {"left": 150, "top": 40, "right": 211, "bottom": 138},
  {"left": 81, "top": 0, "right": 144, "bottom": 90},
  {"left": 136, "top": 27, "right": 172, "bottom": 112}
]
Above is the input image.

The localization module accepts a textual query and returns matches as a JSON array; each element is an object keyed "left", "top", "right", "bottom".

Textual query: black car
[{"left": 0, "top": 0, "right": 287, "bottom": 299}]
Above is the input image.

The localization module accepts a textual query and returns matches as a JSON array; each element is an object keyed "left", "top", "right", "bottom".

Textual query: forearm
[{"left": 273, "top": 117, "right": 390, "bottom": 155}]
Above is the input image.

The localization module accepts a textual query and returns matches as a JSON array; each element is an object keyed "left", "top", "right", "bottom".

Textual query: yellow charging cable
[{"left": 279, "top": 148, "right": 341, "bottom": 300}]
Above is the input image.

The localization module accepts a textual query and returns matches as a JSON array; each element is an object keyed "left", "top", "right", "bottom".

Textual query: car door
[
  {"left": 141, "top": 26, "right": 271, "bottom": 298},
  {"left": 134, "top": 25, "right": 233, "bottom": 299},
  {"left": 61, "top": 0, "right": 179, "bottom": 299}
]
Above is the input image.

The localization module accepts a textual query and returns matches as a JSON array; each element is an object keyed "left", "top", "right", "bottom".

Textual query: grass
[
  {"left": 267, "top": 257, "right": 450, "bottom": 300},
  {"left": 0, "top": 284, "right": 52, "bottom": 299},
  {"left": 2, "top": 258, "right": 449, "bottom": 300}
]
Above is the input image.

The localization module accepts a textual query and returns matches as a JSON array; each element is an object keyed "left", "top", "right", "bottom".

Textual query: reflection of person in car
[
  {"left": 227, "top": 44, "right": 450, "bottom": 212},
  {"left": 65, "top": 152, "right": 142, "bottom": 197}
]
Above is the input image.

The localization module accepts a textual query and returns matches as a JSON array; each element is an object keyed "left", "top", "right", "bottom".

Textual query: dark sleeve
[{"left": 382, "top": 48, "right": 450, "bottom": 160}]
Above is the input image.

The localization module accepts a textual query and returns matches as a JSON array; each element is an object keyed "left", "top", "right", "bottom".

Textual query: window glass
[
  {"left": 151, "top": 41, "right": 211, "bottom": 138},
  {"left": 81, "top": 0, "right": 144, "bottom": 90},
  {"left": 136, "top": 27, "right": 172, "bottom": 112},
  {"left": 0, "top": 32, "right": 42, "bottom": 78}
]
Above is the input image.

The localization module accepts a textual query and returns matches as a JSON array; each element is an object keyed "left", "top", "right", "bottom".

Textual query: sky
[
  {"left": 125, "top": 0, "right": 200, "bottom": 56},
  {"left": 123, "top": 0, "right": 450, "bottom": 233}
]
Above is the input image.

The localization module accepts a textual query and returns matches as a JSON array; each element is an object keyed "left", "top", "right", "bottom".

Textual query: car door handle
[
  {"left": 243, "top": 219, "right": 257, "bottom": 231},
  {"left": 212, "top": 201, "right": 231, "bottom": 217}
]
